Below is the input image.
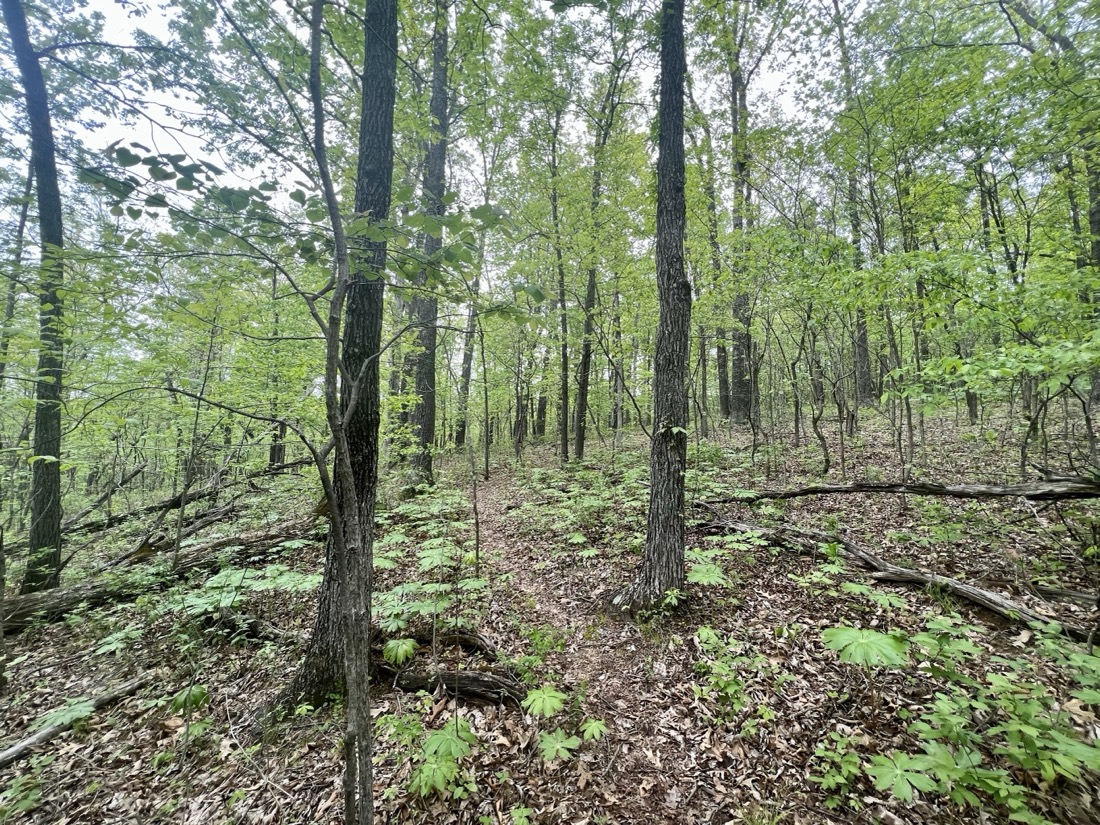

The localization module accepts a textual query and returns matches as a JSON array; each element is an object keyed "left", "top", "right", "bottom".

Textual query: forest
[{"left": 1, "top": 0, "right": 1099, "bottom": 822}]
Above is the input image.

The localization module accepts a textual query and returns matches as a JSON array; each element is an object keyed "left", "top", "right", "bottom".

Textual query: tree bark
[
  {"left": 613, "top": 0, "right": 689, "bottom": 613},
  {"left": 3, "top": 0, "right": 65, "bottom": 595}
]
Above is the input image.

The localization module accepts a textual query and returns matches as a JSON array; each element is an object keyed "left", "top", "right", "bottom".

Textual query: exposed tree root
[
  {"left": 0, "top": 671, "right": 156, "bottom": 769},
  {"left": 702, "top": 477, "right": 1100, "bottom": 506},
  {"left": 695, "top": 517, "right": 1094, "bottom": 642}
]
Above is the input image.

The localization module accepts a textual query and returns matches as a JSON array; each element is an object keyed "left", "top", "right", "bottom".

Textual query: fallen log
[
  {"left": 3, "top": 519, "right": 314, "bottom": 633},
  {"left": 695, "top": 518, "right": 1093, "bottom": 642},
  {"left": 61, "top": 458, "right": 312, "bottom": 537},
  {"left": 0, "top": 671, "right": 156, "bottom": 770},
  {"left": 385, "top": 668, "right": 525, "bottom": 705},
  {"left": 703, "top": 478, "right": 1100, "bottom": 506},
  {"left": 61, "top": 462, "right": 148, "bottom": 533},
  {"left": 107, "top": 500, "right": 239, "bottom": 569}
]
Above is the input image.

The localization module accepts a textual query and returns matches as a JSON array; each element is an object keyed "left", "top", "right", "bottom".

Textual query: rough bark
[
  {"left": 277, "top": 18, "right": 398, "bottom": 817},
  {"left": 3, "top": 0, "right": 65, "bottom": 595},
  {"left": 613, "top": 0, "right": 689, "bottom": 614},
  {"left": 723, "top": 7, "right": 756, "bottom": 425}
]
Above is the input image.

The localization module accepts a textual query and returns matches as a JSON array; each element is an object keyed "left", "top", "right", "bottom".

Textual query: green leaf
[
  {"left": 864, "top": 753, "right": 939, "bottom": 802},
  {"left": 170, "top": 684, "right": 210, "bottom": 713},
  {"left": 423, "top": 720, "right": 476, "bottom": 760},
  {"left": 115, "top": 147, "right": 142, "bottom": 167},
  {"left": 538, "top": 728, "right": 581, "bottom": 762},
  {"left": 580, "top": 718, "right": 608, "bottom": 741},
  {"left": 409, "top": 755, "right": 458, "bottom": 797},
  {"left": 822, "top": 626, "right": 909, "bottom": 667},
  {"left": 382, "top": 638, "right": 419, "bottom": 666},
  {"left": 33, "top": 698, "right": 96, "bottom": 731},
  {"left": 522, "top": 686, "right": 567, "bottom": 718},
  {"left": 687, "top": 563, "right": 729, "bottom": 588}
]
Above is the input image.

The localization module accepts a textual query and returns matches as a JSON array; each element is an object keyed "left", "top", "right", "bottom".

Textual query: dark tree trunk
[
  {"left": 613, "top": 0, "right": 689, "bottom": 613},
  {"left": 722, "top": 17, "right": 755, "bottom": 426},
  {"left": 406, "top": 1, "right": 449, "bottom": 490},
  {"left": 279, "top": 0, "right": 397, "bottom": 716},
  {"left": 454, "top": 260, "right": 481, "bottom": 449},
  {"left": 549, "top": 108, "right": 569, "bottom": 464},
  {"left": 574, "top": 56, "right": 627, "bottom": 462},
  {"left": 687, "top": 91, "right": 732, "bottom": 422},
  {"left": 3, "top": 0, "right": 65, "bottom": 595},
  {"left": 729, "top": 293, "right": 753, "bottom": 424}
]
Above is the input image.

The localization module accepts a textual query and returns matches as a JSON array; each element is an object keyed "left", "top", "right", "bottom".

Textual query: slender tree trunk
[
  {"left": 0, "top": 164, "right": 32, "bottom": 396},
  {"left": 277, "top": 2, "right": 398, "bottom": 766},
  {"left": 613, "top": 0, "right": 688, "bottom": 613},
  {"left": 406, "top": 1, "right": 449, "bottom": 490},
  {"left": 575, "top": 58, "right": 626, "bottom": 462},
  {"left": 548, "top": 109, "right": 569, "bottom": 463},
  {"left": 3, "top": 0, "right": 65, "bottom": 595},
  {"left": 724, "top": 22, "right": 755, "bottom": 425},
  {"left": 455, "top": 245, "right": 482, "bottom": 449}
]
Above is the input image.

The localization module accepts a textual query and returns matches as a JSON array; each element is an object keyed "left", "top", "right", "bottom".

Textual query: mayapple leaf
[{"left": 822, "top": 626, "right": 909, "bottom": 667}]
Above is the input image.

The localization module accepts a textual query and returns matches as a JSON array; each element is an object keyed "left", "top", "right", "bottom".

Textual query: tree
[
  {"left": 573, "top": 6, "right": 634, "bottom": 462},
  {"left": 277, "top": 0, "right": 399, "bottom": 743},
  {"left": 613, "top": 0, "right": 689, "bottom": 613},
  {"left": 405, "top": 0, "right": 450, "bottom": 490},
  {"left": 2, "top": 0, "right": 65, "bottom": 594}
]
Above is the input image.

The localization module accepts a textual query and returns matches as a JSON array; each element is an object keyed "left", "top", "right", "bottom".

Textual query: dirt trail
[{"left": 472, "top": 474, "right": 800, "bottom": 825}]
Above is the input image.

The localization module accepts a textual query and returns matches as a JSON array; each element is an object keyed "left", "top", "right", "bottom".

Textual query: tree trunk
[
  {"left": 3, "top": 0, "right": 66, "bottom": 595},
  {"left": 278, "top": 0, "right": 397, "bottom": 754},
  {"left": 454, "top": 244, "right": 482, "bottom": 449},
  {"left": 575, "top": 57, "right": 626, "bottom": 462},
  {"left": 613, "top": 0, "right": 688, "bottom": 614},
  {"left": 0, "top": 164, "right": 31, "bottom": 397},
  {"left": 406, "top": 0, "right": 449, "bottom": 489},
  {"left": 549, "top": 109, "right": 569, "bottom": 464}
]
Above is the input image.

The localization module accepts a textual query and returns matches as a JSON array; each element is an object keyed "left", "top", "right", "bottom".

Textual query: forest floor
[{"left": 2, "top": 419, "right": 1100, "bottom": 824}]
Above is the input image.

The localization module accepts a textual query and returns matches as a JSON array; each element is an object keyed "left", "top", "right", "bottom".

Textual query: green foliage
[
  {"left": 522, "top": 686, "right": 568, "bottom": 719},
  {"left": 0, "top": 755, "right": 51, "bottom": 822},
  {"left": 170, "top": 684, "right": 211, "bottom": 714},
  {"left": 580, "top": 717, "right": 608, "bottom": 741},
  {"left": 821, "top": 626, "right": 910, "bottom": 668},
  {"left": 94, "top": 624, "right": 142, "bottom": 656},
  {"left": 382, "top": 638, "right": 420, "bottom": 667},
  {"left": 423, "top": 720, "right": 476, "bottom": 761},
  {"left": 408, "top": 719, "right": 478, "bottom": 798},
  {"left": 32, "top": 699, "right": 96, "bottom": 732},
  {"left": 809, "top": 732, "right": 862, "bottom": 809},
  {"left": 538, "top": 727, "right": 581, "bottom": 762},
  {"left": 864, "top": 752, "right": 939, "bottom": 802}
]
